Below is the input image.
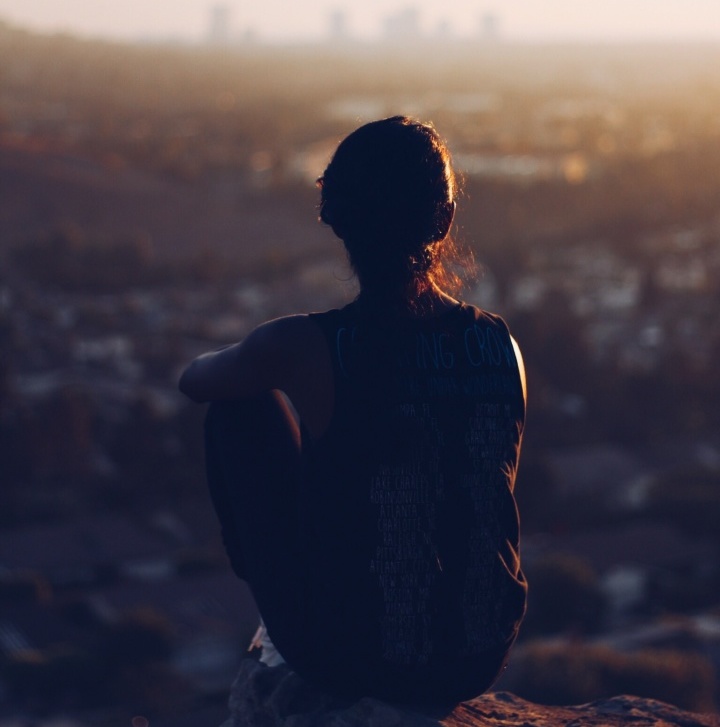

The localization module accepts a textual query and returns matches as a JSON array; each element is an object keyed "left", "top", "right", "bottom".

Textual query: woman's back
[{"left": 282, "top": 300, "right": 527, "bottom": 703}]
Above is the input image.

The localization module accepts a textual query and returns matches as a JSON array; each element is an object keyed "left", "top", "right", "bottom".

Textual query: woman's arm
[
  {"left": 178, "top": 314, "right": 334, "bottom": 437},
  {"left": 511, "top": 336, "right": 527, "bottom": 405},
  {"left": 178, "top": 315, "right": 304, "bottom": 403}
]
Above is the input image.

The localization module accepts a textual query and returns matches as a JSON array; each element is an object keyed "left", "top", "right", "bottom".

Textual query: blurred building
[
  {"left": 480, "top": 11, "right": 500, "bottom": 40},
  {"left": 208, "top": 4, "right": 232, "bottom": 45},
  {"left": 435, "top": 18, "right": 453, "bottom": 39},
  {"left": 328, "top": 9, "right": 349, "bottom": 41},
  {"left": 383, "top": 6, "right": 421, "bottom": 40}
]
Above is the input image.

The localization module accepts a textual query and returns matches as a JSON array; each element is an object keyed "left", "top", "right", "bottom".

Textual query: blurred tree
[
  {"left": 507, "top": 641, "right": 716, "bottom": 713},
  {"left": 96, "top": 608, "right": 174, "bottom": 669},
  {"left": 646, "top": 468, "right": 720, "bottom": 543},
  {"left": 521, "top": 553, "right": 606, "bottom": 637},
  {"left": 1, "top": 646, "right": 108, "bottom": 712},
  {"left": 513, "top": 451, "right": 557, "bottom": 533}
]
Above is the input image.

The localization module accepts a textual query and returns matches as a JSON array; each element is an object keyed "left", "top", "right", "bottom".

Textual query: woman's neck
[{"left": 356, "top": 284, "right": 459, "bottom": 318}]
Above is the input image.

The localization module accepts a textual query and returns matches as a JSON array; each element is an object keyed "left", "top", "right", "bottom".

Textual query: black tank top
[{"left": 298, "top": 301, "right": 527, "bottom": 702}]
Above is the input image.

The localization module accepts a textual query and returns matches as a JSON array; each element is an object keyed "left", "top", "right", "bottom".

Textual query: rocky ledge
[{"left": 220, "top": 659, "right": 719, "bottom": 727}]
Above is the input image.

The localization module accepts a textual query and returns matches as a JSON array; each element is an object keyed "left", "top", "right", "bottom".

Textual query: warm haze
[{"left": 0, "top": 0, "right": 720, "bottom": 43}]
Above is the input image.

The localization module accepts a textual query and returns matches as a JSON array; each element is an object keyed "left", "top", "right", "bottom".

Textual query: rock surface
[{"left": 220, "top": 659, "right": 719, "bottom": 727}]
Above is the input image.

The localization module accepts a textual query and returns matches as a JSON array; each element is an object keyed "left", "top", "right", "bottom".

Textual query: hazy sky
[{"left": 0, "top": 0, "right": 719, "bottom": 43}]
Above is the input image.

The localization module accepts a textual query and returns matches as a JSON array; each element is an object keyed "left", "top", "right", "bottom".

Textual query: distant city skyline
[{"left": 1, "top": 0, "right": 719, "bottom": 43}]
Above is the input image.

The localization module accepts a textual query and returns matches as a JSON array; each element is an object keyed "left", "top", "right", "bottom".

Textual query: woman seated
[{"left": 179, "top": 116, "right": 527, "bottom": 707}]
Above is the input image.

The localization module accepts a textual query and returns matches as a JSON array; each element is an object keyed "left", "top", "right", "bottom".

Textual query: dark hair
[{"left": 318, "top": 116, "right": 463, "bottom": 303}]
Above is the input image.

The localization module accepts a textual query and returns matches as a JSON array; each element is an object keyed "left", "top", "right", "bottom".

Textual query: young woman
[{"left": 179, "top": 116, "right": 527, "bottom": 707}]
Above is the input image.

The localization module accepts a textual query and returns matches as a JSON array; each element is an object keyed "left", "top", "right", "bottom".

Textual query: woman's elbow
[{"left": 178, "top": 361, "right": 208, "bottom": 402}]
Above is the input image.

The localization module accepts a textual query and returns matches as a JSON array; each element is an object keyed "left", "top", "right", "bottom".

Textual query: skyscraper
[
  {"left": 480, "top": 11, "right": 500, "bottom": 40},
  {"left": 208, "top": 4, "right": 232, "bottom": 45},
  {"left": 328, "top": 9, "right": 349, "bottom": 40},
  {"left": 383, "top": 6, "right": 421, "bottom": 40}
]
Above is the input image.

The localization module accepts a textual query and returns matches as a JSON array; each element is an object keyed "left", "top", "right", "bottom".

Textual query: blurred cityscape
[
  {"left": 1, "top": 18, "right": 720, "bottom": 725},
  {"left": 203, "top": 3, "right": 503, "bottom": 45}
]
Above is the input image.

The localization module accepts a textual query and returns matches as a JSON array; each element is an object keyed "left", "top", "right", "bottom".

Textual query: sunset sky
[{"left": 0, "top": 0, "right": 719, "bottom": 43}]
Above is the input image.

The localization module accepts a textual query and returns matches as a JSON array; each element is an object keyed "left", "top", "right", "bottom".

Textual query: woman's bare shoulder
[
  {"left": 178, "top": 313, "right": 330, "bottom": 405},
  {"left": 251, "top": 313, "right": 322, "bottom": 345},
  {"left": 233, "top": 313, "right": 334, "bottom": 436}
]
